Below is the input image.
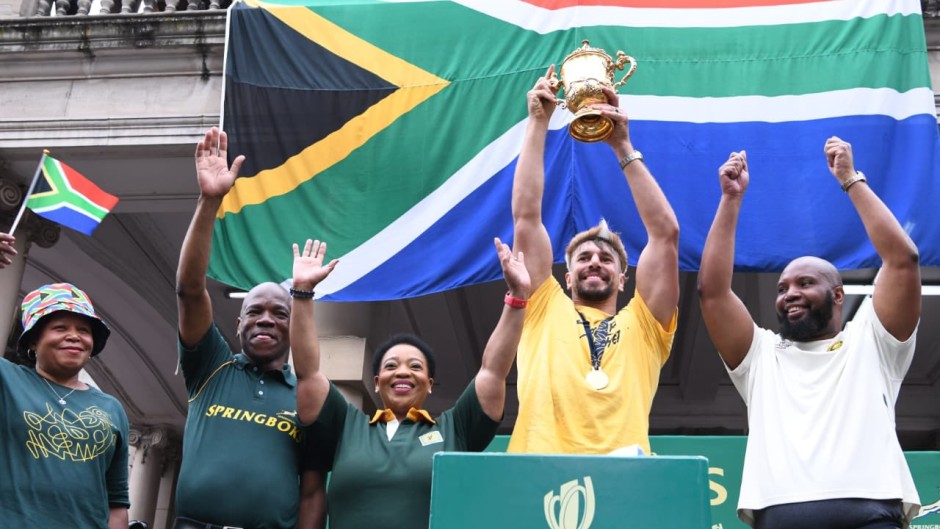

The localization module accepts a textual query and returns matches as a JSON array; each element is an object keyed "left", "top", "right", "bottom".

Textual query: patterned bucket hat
[{"left": 18, "top": 283, "right": 111, "bottom": 356}]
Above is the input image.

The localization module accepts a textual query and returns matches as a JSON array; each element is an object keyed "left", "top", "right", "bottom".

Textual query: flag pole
[
  {"left": 218, "top": 0, "right": 238, "bottom": 135},
  {"left": 7, "top": 151, "right": 47, "bottom": 236}
]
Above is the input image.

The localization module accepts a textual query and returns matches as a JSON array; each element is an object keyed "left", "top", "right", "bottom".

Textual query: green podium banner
[
  {"left": 429, "top": 453, "right": 712, "bottom": 529},
  {"left": 482, "top": 436, "right": 940, "bottom": 529},
  {"left": 651, "top": 436, "right": 745, "bottom": 529},
  {"left": 650, "top": 437, "right": 940, "bottom": 529},
  {"left": 906, "top": 453, "right": 940, "bottom": 529}
]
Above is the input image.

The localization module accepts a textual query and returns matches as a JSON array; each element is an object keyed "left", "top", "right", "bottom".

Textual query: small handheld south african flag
[{"left": 8, "top": 153, "right": 119, "bottom": 236}]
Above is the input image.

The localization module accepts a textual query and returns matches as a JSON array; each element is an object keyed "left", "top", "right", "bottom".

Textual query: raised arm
[
  {"left": 475, "top": 237, "right": 530, "bottom": 421},
  {"left": 511, "top": 67, "right": 558, "bottom": 290},
  {"left": 176, "top": 127, "right": 244, "bottom": 346},
  {"left": 596, "top": 88, "right": 679, "bottom": 326},
  {"left": 824, "top": 137, "right": 920, "bottom": 340},
  {"left": 290, "top": 239, "right": 339, "bottom": 424},
  {"left": 698, "top": 151, "right": 756, "bottom": 369}
]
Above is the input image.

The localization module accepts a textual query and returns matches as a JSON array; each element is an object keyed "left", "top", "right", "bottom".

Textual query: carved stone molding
[
  {"left": 23, "top": 212, "right": 58, "bottom": 249},
  {"left": 159, "top": 440, "right": 181, "bottom": 476},
  {"left": 143, "top": 427, "right": 166, "bottom": 450},
  {"left": 0, "top": 179, "right": 22, "bottom": 210},
  {"left": 0, "top": 177, "right": 59, "bottom": 248},
  {"left": 129, "top": 426, "right": 167, "bottom": 464},
  {"left": 128, "top": 428, "right": 142, "bottom": 447}
]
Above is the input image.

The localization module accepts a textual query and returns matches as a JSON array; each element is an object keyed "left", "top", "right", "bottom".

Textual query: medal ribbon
[{"left": 577, "top": 311, "right": 614, "bottom": 371}]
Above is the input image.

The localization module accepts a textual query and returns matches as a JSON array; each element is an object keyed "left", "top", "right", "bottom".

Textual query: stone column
[
  {"left": 128, "top": 427, "right": 167, "bottom": 526},
  {"left": 0, "top": 225, "right": 28, "bottom": 350},
  {"left": 0, "top": 176, "right": 27, "bottom": 350},
  {"left": 152, "top": 441, "right": 180, "bottom": 529},
  {"left": 127, "top": 441, "right": 137, "bottom": 484},
  {"left": 0, "top": 176, "right": 58, "bottom": 352}
]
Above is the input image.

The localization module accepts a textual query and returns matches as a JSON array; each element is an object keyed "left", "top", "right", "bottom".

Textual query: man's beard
[
  {"left": 777, "top": 291, "right": 835, "bottom": 341},
  {"left": 575, "top": 277, "right": 615, "bottom": 303}
]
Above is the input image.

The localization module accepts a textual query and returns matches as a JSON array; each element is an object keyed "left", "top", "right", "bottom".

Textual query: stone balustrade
[
  {"left": 0, "top": 0, "right": 937, "bottom": 18},
  {"left": 2, "top": 0, "right": 938, "bottom": 18},
  {"left": 34, "top": 0, "right": 231, "bottom": 17},
  {"left": 0, "top": 0, "right": 229, "bottom": 18},
  {"left": 927, "top": 0, "right": 940, "bottom": 18}
]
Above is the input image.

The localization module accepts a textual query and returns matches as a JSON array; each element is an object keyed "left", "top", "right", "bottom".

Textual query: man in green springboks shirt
[{"left": 172, "top": 127, "right": 327, "bottom": 529}]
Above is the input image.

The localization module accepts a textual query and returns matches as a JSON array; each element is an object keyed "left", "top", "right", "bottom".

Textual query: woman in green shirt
[
  {"left": 290, "top": 237, "right": 529, "bottom": 529},
  {"left": 0, "top": 281, "right": 130, "bottom": 529}
]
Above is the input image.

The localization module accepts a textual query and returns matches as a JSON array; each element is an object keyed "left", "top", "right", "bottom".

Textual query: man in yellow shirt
[{"left": 508, "top": 67, "right": 679, "bottom": 455}]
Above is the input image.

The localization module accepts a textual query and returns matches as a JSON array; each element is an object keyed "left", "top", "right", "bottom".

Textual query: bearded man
[
  {"left": 698, "top": 137, "right": 921, "bottom": 529},
  {"left": 507, "top": 67, "right": 679, "bottom": 455}
]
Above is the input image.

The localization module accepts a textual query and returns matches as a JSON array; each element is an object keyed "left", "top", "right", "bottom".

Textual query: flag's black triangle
[{"left": 225, "top": 5, "right": 396, "bottom": 176}]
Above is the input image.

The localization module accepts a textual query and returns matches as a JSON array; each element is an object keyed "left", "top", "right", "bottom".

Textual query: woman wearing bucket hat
[{"left": 0, "top": 282, "right": 130, "bottom": 529}]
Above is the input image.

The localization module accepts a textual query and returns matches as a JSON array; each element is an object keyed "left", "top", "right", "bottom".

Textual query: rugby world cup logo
[
  {"left": 916, "top": 489, "right": 940, "bottom": 519},
  {"left": 544, "top": 476, "right": 596, "bottom": 529}
]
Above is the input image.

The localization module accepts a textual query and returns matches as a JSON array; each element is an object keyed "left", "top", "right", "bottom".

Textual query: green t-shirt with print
[{"left": 0, "top": 358, "right": 129, "bottom": 529}]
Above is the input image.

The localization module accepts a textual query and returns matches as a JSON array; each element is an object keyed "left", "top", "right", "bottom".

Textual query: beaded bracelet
[{"left": 289, "top": 288, "right": 315, "bottom": 299}]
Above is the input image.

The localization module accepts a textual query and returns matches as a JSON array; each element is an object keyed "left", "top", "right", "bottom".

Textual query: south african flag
[
  {"left": 27, "top": 155, "right": 119, "bottom": 236},
  {"left": 213, "top": 0, "right": 940, "bottom": 300}
]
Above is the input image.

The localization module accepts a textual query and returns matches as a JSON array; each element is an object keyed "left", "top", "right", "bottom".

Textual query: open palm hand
[
  {"left": 292, "top": 239, "right": 339, "bottom": 292},
  {"left": 496, "top": 237, "right": 530, "bottom": 299},
  {"left": 194, "top": 127, "right": 245, "bottom": 199}
]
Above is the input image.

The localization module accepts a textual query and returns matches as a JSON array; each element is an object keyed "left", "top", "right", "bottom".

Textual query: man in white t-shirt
[{"left": 697, "top": 137, "right": 922, "bottom": 529}]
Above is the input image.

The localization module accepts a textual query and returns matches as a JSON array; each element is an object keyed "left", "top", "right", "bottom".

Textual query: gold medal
[{"left": 585, "top": 368, "right": 609, "bottom": 391}]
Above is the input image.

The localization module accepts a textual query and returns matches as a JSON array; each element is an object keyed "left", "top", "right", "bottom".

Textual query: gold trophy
[{"left": 550, "top": 40, "right": 637, "bottom": 142}]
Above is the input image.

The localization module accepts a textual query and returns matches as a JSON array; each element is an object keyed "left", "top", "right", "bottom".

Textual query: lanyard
[{"left": 577, "top": 311, "right": 614, "bottom": 370}]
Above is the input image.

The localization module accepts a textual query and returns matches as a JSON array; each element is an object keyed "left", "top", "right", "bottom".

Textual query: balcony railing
[
  {"left": 927, "top": 0, "right": 940, "bottom": 18},
  {"left": 27, "top": 0, "right": 231, "bottom": 17},
  {"left": 14, "top": 0, "right": 940, "bottom": 18}
]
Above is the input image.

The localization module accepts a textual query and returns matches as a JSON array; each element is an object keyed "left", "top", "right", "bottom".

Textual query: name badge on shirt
[{"left": 419, "top": 431, "right": 444, "bottom": 446}]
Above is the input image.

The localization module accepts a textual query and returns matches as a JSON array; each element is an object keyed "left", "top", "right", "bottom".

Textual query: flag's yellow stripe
[
  {"left": 248, "top": 0, "right": 447, "bottom": 88},
  {"left": 219, "top": 84, "right": 448, "bottom": 217},
  {"left": 219, "top": 1, "right": 450, "bottom": 217}
]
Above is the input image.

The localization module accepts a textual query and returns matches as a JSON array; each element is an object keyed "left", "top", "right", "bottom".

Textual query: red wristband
[{"left": 504, "top": 292, "right": 528, "bottom": 309}]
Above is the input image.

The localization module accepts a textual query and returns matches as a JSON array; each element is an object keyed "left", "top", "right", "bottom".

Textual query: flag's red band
[{"left": 59, "top": 161, "right": 119, "bottom": 210}]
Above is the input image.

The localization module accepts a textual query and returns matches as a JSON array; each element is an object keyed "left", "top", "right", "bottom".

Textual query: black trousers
[
  {"left": 173, "top": 517, "right": 244, "bottom": 529},
  {"left": 754, "top": 498, "right": 905, "bottom": 529}
]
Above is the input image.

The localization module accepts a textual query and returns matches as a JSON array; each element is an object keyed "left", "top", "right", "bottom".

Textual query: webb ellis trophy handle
[
  {"left": 612, "top": 51, "right": 637, "bottom": 90},
  {"left": 549, "top": 40, "right": 638, "bottom": 142},
  {"left": 548, "top": 76, "right": 567, "bottom": 109}
]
